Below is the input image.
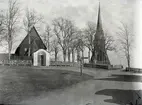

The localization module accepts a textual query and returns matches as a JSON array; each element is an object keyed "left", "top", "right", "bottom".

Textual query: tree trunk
[
  {"left": 47, "top": 33, "right": 50, "bottom": 52},
  {"left": 77, "top": 48, "right": 80, "bottom": 62},
  {"left": 127, "top": 54, "right": 130, "bottom": 71},
  {"left": 28, "top": 31, "right": 31, "bottom": 56},
  {"left": 82, "top": 49, "right": 84, "bottom": 63},
  {"left": 72, "top": 48, "right": 75, "bottom": 63},
  {"left": 8, "top": 34, "right": 12, "bottom": 61},
  {"left": 55, "top": 47, "right": 58, "bottom": 61},
  {"left": 90, "top": 50, "right": 95, "bottom": 63},
  {"left": 68, "top": 48, "right": 70, "bottom": 62},
  {"left": 88, "top": 50, "right": 90, "bottom": 62},
  {"left": 8, "top": 42, "right": 11, "bottom": 61},
  {"left": 63, "top": 49, "right": 66, "bottom": 62}
]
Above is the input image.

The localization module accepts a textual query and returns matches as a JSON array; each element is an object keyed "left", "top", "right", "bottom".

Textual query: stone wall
[
  {"left": 83, "top": 63, "right": 112, "bottom": 69},
  {"left": 50, "top": 61, "right": 80, "bottom": 67},
  {"left": 0, "top": 60, "right": 32, "bottom": 66}
]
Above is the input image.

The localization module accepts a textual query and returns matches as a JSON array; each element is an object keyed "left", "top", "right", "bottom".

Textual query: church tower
[{"left": 91, "top": 2, "right": 110, "bottom": 65}]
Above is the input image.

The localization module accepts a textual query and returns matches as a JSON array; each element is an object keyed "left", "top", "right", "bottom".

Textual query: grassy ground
[{"left": 0, "top": 66, "right": 93, "bottom": 104}]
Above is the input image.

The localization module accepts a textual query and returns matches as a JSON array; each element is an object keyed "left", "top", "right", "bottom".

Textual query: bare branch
[
  {"left": 23, "top": 8, "right": 43, "bottom": 33},
  {"left": 83, "top": 21, "right": 96, "bottom": 51},
  {"left": 104, "top": 32, "right": 115, "bottom": 51},
  {"left": 41, "top": 24, "right": 52, "bottom": 52}
]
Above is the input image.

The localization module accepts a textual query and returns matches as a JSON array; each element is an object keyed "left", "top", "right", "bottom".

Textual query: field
[{"left": 0, "top": 66, "right": 93, "bottom": 104}]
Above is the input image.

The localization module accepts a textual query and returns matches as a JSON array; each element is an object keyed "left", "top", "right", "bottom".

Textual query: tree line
[{"left": 0, "top": 0, "right": 134, "bottom": 69}]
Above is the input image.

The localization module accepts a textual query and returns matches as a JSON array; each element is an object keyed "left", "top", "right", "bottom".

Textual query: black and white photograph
[{"left": 0, "top": 0, "right": 141, "bottom": 105}]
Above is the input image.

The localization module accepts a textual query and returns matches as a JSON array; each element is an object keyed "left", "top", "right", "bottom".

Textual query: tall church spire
[
  {"left": 90, "top": 1, "right": 110, "bottom": 65},
  {"left": 96, "top": 1, "right": 103, "bottom": 32}
]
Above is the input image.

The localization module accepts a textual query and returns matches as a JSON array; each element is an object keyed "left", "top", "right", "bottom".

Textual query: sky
[
  {"left": 133, "top": 0, "right": 142, "bottom": 68},
  {"left": 0, "top": 0, "right": 135, "bottom": 66}
]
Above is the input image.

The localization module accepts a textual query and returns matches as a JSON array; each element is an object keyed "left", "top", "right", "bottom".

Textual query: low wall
[
  {"left": 0, "top": 53, "right": 9, "bottom": 60},
  {"left": 112, "top": 65, "right": 123, "bottom": 70},
  {"left": 84, "top": 63, "right": 112, "bottom": 69},
  {"left": 125, "top": 67, "right": 142, "bottom": 72},
  {"left": 0, "top": 54, "right": 32, "bottom": 66},
  {"left": 0, "top": 60, "right": 32, "bottom": 66},
  {"left": 50, "top": 61, "right": 80, "bottom": 67}
]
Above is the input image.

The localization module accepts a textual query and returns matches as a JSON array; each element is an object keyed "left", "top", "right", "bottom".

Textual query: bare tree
[
  {"left": 75, "top": 39, "right": 84, "bottom": 62},
  {"left": 117, "top": 22, "right": 133, "bottom": 70},
  {"left": 23, "top": 8, "right": 43, "bottom": 56},
  {"left": 41, "top": 24, "right": 52, "bottom": 52},
  {"left": 67, "top": 24, "right": 77, "bottom": 62},
  {"left": 50, "top": 38, "right": 59, "bottom": 61},
  {"left": 84, "top": 21, "right": 96, "bottom": 61},
  {"left": 52, "top": 17, "right": 76, "bottom": 62},
  {"left": 23, "top": 8, "right": 43, "bottom": 33},
  {"left": 69, "top": 38, "right": 78, "bottom": 63},
  {"left": 4, "top": 0, "right": 20, "bottom": 60},
  {"left": 75, "top": 30, "right": 85, "bottom": 62}
]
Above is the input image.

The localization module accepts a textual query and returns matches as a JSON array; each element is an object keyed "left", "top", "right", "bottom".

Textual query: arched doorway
[{"left": 38, "top": 51, "right": 46, "bottom": 66}]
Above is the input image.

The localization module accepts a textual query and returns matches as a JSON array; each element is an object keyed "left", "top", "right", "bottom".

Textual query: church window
[{"left": 24, "top": 48, "right": 27, "bottom": 51}]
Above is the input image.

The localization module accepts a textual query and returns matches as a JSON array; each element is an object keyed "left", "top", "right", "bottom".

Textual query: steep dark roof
[
  {"left": 16, "top": 26, "right": 46, "bottom": 50},
  {"left": 15, "top": 26, "right": 47, "bottom": 56}
]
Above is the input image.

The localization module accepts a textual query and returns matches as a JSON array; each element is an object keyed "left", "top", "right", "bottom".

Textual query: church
[{"left": 14, "top": 26, "right": 50, "bottom": 66}]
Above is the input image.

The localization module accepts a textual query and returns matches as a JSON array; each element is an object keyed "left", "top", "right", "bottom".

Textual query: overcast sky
[
  {"left": 0, "top": 0, "right": 135, "bottom": 66},
  {"left": 21, "top": 0, "right": 135, "bottom": 29},
  {"left": 0, "top": 0, "right": 135, "bottom": 30}
]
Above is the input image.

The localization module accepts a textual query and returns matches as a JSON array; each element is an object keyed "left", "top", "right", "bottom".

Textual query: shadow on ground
[
  {"left": 95, "top": 89, "right": 142, "bottom": 105},
  {"left": 95, "top": 74, "right": 142, "bottom": 82},
  {"left": 0, "top": 66, "right": 93, "bottom": 104}
]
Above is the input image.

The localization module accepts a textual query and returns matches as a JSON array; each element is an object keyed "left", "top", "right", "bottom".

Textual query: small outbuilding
[{"left": 33, "top": 49, "right": 50, "bottom": 66}]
